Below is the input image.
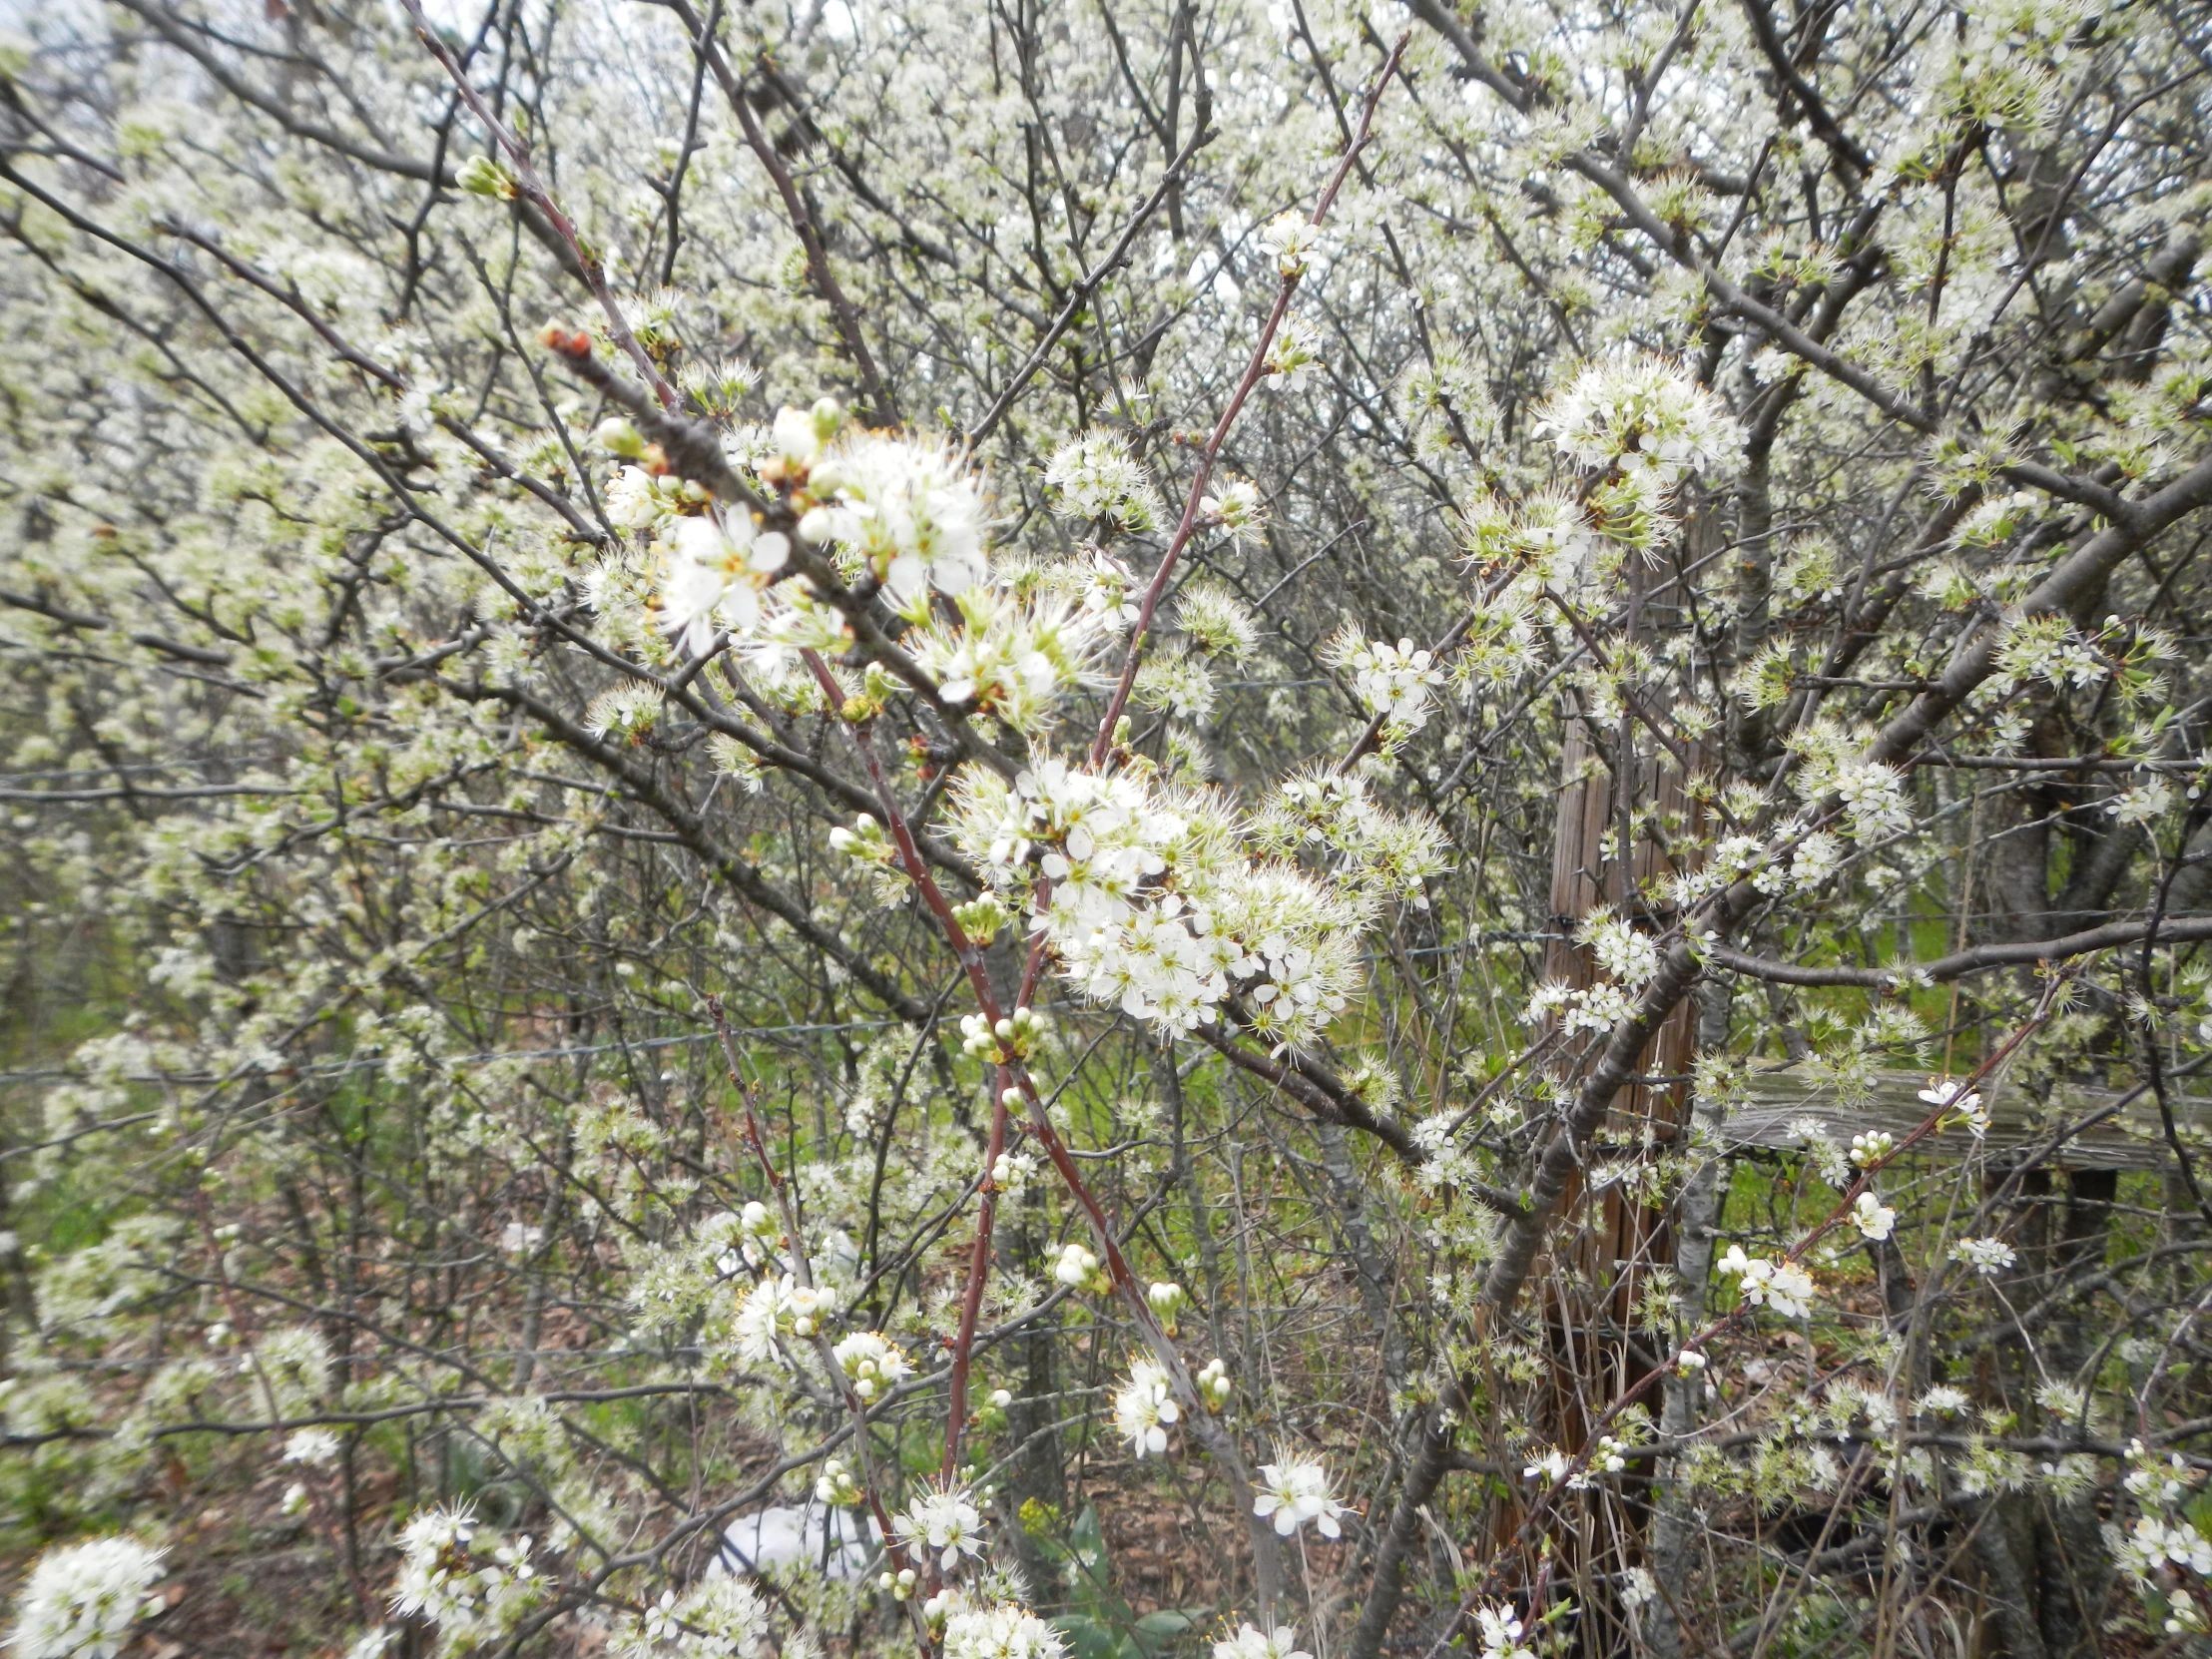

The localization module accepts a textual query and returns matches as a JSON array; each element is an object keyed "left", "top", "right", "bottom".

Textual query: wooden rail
[{"left": 1716, "top": 1069, "right": 2212, "bottom": 1171}]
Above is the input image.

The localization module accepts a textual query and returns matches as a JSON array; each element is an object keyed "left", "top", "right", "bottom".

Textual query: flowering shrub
[{"left": 4, "top": 0, "right": 2212, "bottom": 1653}]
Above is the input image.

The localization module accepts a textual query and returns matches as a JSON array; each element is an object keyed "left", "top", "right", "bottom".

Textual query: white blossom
[
  {"left": 1951, "top": 1237, "right": 2016, "bottom": 1276},
  {"left": 801, "top": 433, "right": 989, "bottom": 606},
  {"left": 2117, "top": 1514, "right": 2212, "bottom": 1579},
  {"left": 1259, "top": 213, "right": 1326, "bottom": 276},
  {"left": 1919, "top": 1077, "right": 1988, "bottom": 1136},
  {"left": 1330, "top": 632, "right": 1444, "bottom": 732},
  {"left": 1044, "top": 431, "right": 1162, "bottom": 533},
  {"left": 1472, "top": 1604, "right": 1536, "bottom": 1659},
  {"left": 1717, "top": 1245, "right": 1817, "bottom": 1319},
  {"left": 7, "top": 1537, "right": 166, "bottom": 1659},
  {"left": 891, "top": 1485, "right": 987, "bottom": 1572},
  {"left": 941, "top": 1599, "right": 1066, "bottom": 1659},
  {"left": 831, "top": 1331, "right": 913, "bottom": 1401},
  {"left": 1849, "top": 1191, "right": 1897, "bottom": 1242},
  {"left": 1533, "top": 353, "right": 1741, "bottom": 485},
  {"left": 1267, "top": 315, "right": 1324, "bottom": 389},
  {"left": 1214, "top": 1624, "right": 1313, "bottom": 1659},
  {"left": 1113, "top": 1357, "right": 1181, "bottom": 1457},
  {"left": 281, "top": 1426, "right": 341, "bottom": 1466},
  {"left": 1252, "top": 1454, "right": 1348, "bottom": 1537}
]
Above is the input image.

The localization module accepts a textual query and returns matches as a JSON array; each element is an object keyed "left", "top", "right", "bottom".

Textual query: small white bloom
[
  {"left": 1522, "top": 1447, "right": 1571, "bottom": 1485},
  {"left": 1473, "top": 1603, "right": 1536, "bottom": 1659},
  {"left": 1849, "top": 1191, "right": 1897, "bottom": 1242},
  {"left": 1259, "top": 212, "right": 1326, "bottom": 276},
  {"left": 281, "top": 1426, "right": 341, "bottom": 1466},
  {"left": 1267, "top": 315, "right": 1324, "bottom": 390},
  {"left": 1198, "top": 476, "right": 1266, "bottom": 544},
  {"left": 1919, "top": 1077, "right": 1988, "bottom": 1135},
  {"left": 892, "top": 1485, "right": 988, "bottom": 1573},
  {"left": 1214, "top": 1623, "right": 1314, "bottom": 1659},
  {"left": 1252, "top": 1453, "right": 1348, "bottom": 1537},
  {"left": 1951, "top": 1237, "right": 2016, "bottom": 1276},
  {"left": 1113, "top": 1357, "right": 1181, "bottom": 1457}
]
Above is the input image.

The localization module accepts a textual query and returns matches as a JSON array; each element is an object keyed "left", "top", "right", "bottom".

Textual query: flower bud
[
  {"left": 457, "top": 154, "right": 518, "bottom": 200},
  {"left": 593, "top": 417, "right": 644, "bottom": 459},
  {"left": 1146, "top": 1280, "right": 1187, "bottom": 1335}
]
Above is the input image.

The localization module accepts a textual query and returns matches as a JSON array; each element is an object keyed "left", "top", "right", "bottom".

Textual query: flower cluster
[
  {"left": 791, "top": 419, "right": 989, "bottom": 606},
  {"left": 1052, "top": 1241, "right": 1110, "bottom": 1294},
  {"left": 1328, "top": 631, "right": 1444, "bottom": 734},
  {"left": 1044, "top": 431, "right": 1162, "bottom": 533},
  {"left": 1849, "top": 1131, "right": 1894, "bottom": 1168},
  {"left": 8, "top": 1536, "right": 166, "bottom": 1659},
  {"left": 2116, "top": 1514, "right": 2212, "bottom": 1579},
  {"left": 906, "top": 586, "right": 1109, "bottom": 726},
  {"left": 1521, "top": 977, "right": 1639, "bottom": 1038},
  {"left": 732, "top": 1273, "right": 839, "bottom": 1365},
  {"left": 831, "top": 1332, "right": 913, "bottom": 1401},
  {"left": 1717, "top": 1246, "right": 1817, "bottom": 1320},
  {"left": 816, "top": 1456, "right": 864, "bottom": 1507},
  {"left": 1174, "top": 580, "right": 1260, "bottom": 659},
  {"left": 1829, "top": 761, "right": 1914, "bottom": 841},
  {"left": 1577, "top": 908, "right": 1662, "bottom": 989},
  {"left": 940, "top": 1598, "right": 1067, "bottom": 1659},
  {"left": 632, "top": 401, "right": 997, "bottom": 679},
  {"left": 1252, "top": 769, "right": 1451, "bottom": 905},
  {"left": 1950, "top": 1237, "right": 2016, "bottom": 1276},
  {"left": 1535, "top": 353, "right": 1741, "bottom": 484},
  {"left": 947, "top": 757, "right": 1369, "bottom": 1047},
  {"left": 960, "top": 1004, "right": 1051, "bottom": 1061},
  {"left": 618, "top": 1578, "right": 769, "bottom": 1659},
  {"left": 2124, "top": 1438, "right": 2202, "bottom": 1506},
  {"left": 389, "top": 1504, "right": 543, "bottom": 1647}
]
